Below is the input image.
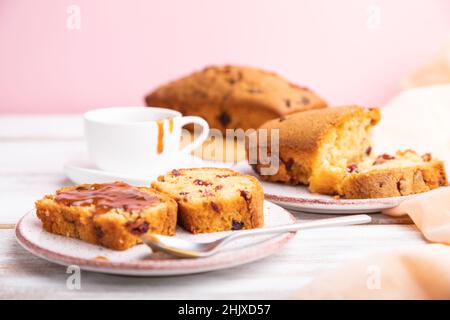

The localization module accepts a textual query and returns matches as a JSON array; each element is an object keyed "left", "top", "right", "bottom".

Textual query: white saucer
[
  {"left": 64, "top": 155, "right": 233, "bottom": 186},
  {"left": 16, "top": 201, "right": 295, "bottom": 276},
  {"left": 232, "top": 162, "right": 423, "bottom": 214}
]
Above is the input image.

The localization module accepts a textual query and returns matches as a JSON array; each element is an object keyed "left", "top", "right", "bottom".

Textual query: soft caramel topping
[
  {"left": 156, "top": 119, "right": 164, "bottom": 154},
  {"left": 54, "top": 182, "right": 160, "bottom": 214},
  {"left": 156, "top": 118, "right": 174, "bottom": 154},
  {"left": 169, "top": 118, "right": 174, "bottom": 133}
]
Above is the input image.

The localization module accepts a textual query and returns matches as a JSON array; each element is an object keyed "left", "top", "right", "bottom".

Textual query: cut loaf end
[{"left": 249, "top": 106, "right": 447, "bottom": 199}]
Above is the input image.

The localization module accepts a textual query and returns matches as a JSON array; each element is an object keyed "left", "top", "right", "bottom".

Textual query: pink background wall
[{"left": 1, "top": 0, "right": 449, "bottom": 113}]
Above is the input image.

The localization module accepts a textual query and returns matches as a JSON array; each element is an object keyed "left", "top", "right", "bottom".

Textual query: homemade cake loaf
[
  {"left": 248, "top": 106, "right": 448, "bottom": 198},
  {"left": 145, "top": 65, "right": 327, "bottom": 132},
  {"left": 152, "top": 168, "right": 264, "bottom": 233},
  {"left": 35, "top": 182, "right": 177, "bottom": 250},
  {"left": 341, "top": 150, "right": 447, "bottom": 198},
  {"left": 249, "top": 106, "right": 381, "bottom": 195}
]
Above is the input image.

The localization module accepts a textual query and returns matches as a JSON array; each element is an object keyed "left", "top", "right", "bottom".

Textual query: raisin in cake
[
  {"left": 35, "top": 182, "right": 177, "bottom": 250},
  {"left": 248, "top": 106, "right": 381, "bottom": 195},
  {"left": 341, "top": 150, "right": 447, "bottom": 198},
  {"left": 151, "top": 168, "right": 264, "bottom": 233},
  {"left": 145, "top": 65, "right": 327, "bottom": 132},
  {"left": 248, "top": 106, "right": 447, "bottom": 198}
]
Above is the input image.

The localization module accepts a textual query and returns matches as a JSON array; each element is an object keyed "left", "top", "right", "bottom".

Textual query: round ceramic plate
[
  {"left": 64, "top": 160, "right": 156, "bottom": 186},
  {"left": 64, "top": 155, "right": 233, "bottom": 186},
  {"left": 15, "top": 201, "right": 295, "bottom": 276},
  {"left": 232, "top": 162, "right": 421, "bottom": 214}
]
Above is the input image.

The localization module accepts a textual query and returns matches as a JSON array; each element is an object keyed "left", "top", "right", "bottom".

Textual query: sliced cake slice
[
  {"left": 341, "top": 150, "right": 448, "bottom": 198},
  {"left": 151, "top": 168, "right": 264, "bottom": 233},
  {"left": 35, "top": 182, "right": 178, "bottom": 250}
]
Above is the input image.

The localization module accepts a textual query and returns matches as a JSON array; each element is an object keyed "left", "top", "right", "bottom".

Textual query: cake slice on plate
[
  {"left": 35, "top": 182, "right": 177, "bottom": 250},
  {"left": 152, "top": 168, "right": 264, "bottom": 233},
  {"left": 341, "top": 150, "right": 447, "bottom": 198},
  {"left": 248, "top": 106, "right": 447, "bottom": 198}
]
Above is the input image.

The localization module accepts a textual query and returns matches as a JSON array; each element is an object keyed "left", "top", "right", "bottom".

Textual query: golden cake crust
[
  {"left": 152, "top": 167, "right": 264, "bottom": 233},
  {"left": 35, "top": 183, "right": 177, "bottom": 251},
  {"left": 145, "top": 65, "right": 327, "bottom": 132},
  {"left": 257, "top": 106, "right": 380, "bottom": 152}
]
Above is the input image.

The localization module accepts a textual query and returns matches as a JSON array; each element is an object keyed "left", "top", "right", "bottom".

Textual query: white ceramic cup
[{"left": 84, "top": 106, "right": 209, "bottom": 175}]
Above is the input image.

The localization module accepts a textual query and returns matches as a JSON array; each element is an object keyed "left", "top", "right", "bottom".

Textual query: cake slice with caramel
[{"left": 35, "top": 182, "right": 177, "bottom": 250}]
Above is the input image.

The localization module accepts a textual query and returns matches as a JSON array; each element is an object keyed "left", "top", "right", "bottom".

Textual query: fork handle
[{"left": 223, "top": 214, "right": 372, "bottom": 243}]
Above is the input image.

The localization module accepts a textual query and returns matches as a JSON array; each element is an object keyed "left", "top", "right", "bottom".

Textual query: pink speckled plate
[
  {"left": 15, "top": 201, "right": 295, "bottom": 276},
  {"left": 232, "top": 162, "right": 420, "bottom": 214}
]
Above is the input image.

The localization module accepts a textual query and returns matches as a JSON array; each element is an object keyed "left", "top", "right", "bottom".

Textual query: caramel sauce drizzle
[
  {"left": 169, "top": 118, "right": 174, "bottom": 133},
  {"left": 156, "top": 118, "right": 174, "bottom": 154},
  {"left": 156, "top": 120, "right": 164, "bottom": 154},
  {"left": 54, "top": 182, "right": 160, "bottom": 214}
]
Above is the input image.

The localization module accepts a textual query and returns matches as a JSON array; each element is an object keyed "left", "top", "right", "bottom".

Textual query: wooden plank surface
[
  {"left": 0, "top": 224, "right": 426, "bottom": 299},
  {"left": 0, "top": 115, "right": 424, "bottom": 299}
]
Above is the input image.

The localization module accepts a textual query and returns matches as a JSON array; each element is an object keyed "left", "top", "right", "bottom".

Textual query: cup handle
[{"left": 178, "top": 116, "right": 210, "bottom": 155}]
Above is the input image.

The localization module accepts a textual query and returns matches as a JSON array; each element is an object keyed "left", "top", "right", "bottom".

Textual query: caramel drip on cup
[
  {"left": 156, "top": 120, "right": 164, "bottom": 154},
  {"left": 169, "top": 118, "right": 174, "bottom": 133}
]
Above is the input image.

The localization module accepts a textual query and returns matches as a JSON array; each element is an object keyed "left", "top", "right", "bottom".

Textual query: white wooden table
[{"left": 0, "top": 115, "right": 427, "bottom": 299}]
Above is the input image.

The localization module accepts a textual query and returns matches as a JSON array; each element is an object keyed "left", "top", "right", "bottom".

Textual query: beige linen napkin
[
  {"left": 293, "top": 83, "right": 450, "bottom": 299},
  {"left": 292, "top": 244, "right": 450, "bottom": 299},
  {"left": 293, "top": 188, "right": 450, "bottom": 299},
  {"left": 403, "top": 40, "right": 450, "bottom": 89},
  {"left": 384, "top": 188, "right": 450, "bottom": 245},
  {"left": 372, "top": 84, "right": 450, "bottom": 168}
]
